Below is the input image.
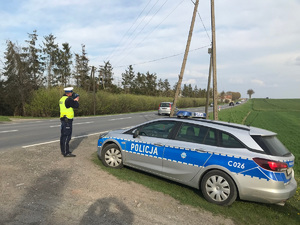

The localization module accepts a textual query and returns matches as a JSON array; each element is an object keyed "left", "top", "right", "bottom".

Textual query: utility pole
[
  {"left": 170, "top": 0, "right": 199, "bottom": 117},
  {"left": 91, "top": 66, "right": 96, "bottom": 115},
  {"left": 211, "top": 0, "right": 218, "bottom": 120},
  {"left": 205, "top": 48, "right": 212, "bottom": 118}
]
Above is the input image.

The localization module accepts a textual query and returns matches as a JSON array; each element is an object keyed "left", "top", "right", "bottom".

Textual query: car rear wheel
[
  {"left": 101, "top": 144, "right": 123, "bottom": 169},
  {"left": 201, "top": 170, "right": 237, "bottom": 206}
]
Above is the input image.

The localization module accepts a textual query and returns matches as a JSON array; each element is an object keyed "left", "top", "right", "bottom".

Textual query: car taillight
[
  {"left": 253, "top": 158, "right": 288, "bottom": 172},
  {"left": 169, "top": 104, "right": 171, "bottom": 109}
]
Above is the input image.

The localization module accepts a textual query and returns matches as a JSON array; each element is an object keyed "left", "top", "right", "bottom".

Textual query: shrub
[{"left": 25, "top": 88, "right": 208, "bottom": 117}]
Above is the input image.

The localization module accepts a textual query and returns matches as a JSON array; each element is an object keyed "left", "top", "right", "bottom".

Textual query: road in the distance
[{"left": 0, "top": 105, "right": 234, "bottom": 151}]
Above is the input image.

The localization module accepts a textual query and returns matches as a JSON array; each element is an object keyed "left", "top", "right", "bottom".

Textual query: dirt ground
[{"left": 0, "top": 134, "right": 235, "bottom": 225}]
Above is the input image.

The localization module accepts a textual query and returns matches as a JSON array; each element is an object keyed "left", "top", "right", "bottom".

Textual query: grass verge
[
  {"left": 0, "top": 116, "right": 11, "bottom": 122},
  {"left": 93, "top": 99, "right": 300, "bottom": 224}
]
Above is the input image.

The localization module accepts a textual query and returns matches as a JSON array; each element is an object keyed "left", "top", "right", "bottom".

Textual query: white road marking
[
  {"left": 49, "top": 121, "right": 94, "bottom": 128},
  {"left": 0, "top": 130, "right": 18, "bottom": 134},
  {"left": 109, "top": 117, "right": 132, "bottom": 121},
  {"left": 22, "top": 131, "right": 109, "bottom": 148}
]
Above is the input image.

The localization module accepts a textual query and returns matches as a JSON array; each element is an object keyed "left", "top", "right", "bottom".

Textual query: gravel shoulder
[{"left": 0, "top": 134, "right": 235, "bottom": 225}]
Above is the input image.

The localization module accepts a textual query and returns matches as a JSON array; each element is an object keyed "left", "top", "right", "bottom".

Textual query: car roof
[{"left": 144, "top": 117, "right": 276, "bottom": 136}]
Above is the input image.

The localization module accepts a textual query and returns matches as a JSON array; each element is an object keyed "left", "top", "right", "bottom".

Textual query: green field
[{"left": 94, "top": 98, "right": 300, "bottom": 225}]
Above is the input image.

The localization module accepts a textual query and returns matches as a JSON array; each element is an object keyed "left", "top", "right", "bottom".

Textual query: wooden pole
[
  {"left": 205, "top": 48, "right": 212, "bottom": 118},
  {"left": 170, "top": 0, "right": 199, "bottom": 117},
  {"left": 211, "top": 0, "right": 218, "bottom": 120}
]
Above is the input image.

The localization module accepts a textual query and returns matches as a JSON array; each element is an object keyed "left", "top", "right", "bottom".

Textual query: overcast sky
[{"left": 1, "top": 0, "right": 299, "bottom": 98}]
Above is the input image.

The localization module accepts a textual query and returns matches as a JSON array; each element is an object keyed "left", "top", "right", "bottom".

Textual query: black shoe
[{"left": 64, "top": 153, "right": 76, "bottom": 157}]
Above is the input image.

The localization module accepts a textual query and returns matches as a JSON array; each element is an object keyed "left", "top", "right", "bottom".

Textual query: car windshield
[
  {"left": 160, "top": 103, "right": 171, "bottom": 107},
  {"left": 251, "top": 135, "right": 291, "bottom": 156}
]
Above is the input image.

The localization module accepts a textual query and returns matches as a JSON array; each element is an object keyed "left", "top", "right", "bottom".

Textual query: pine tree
[
  {"left": 121, "top": 65, "right": 135, "bottom": 93},
  {"left": 54, "top": 43, "right": 72, "bottom": 87},
  {"left": 145, "top": 71, "right": 157, "bottom": 96},
  {"left": 3, "top": 41, "right": 31, "bottom": 115},
  {"left": 74, "top": 44, "right": 89, "bottom": 90},
  {"left": 42, "top": 34, "right": 59, "bottom": 87},
  {"left": 99, "top": 61, "right": 113, "bottom": 90},
  {"left": 133, "top": 72, "right": 146, "bottom": 95}
]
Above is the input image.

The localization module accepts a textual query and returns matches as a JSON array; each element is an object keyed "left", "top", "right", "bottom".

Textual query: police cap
[{"left": 64, "top": 87, "right": 73, "bottom": 92}]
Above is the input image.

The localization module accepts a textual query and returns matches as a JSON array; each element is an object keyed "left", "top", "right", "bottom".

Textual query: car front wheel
[
  {"left": 101, "top": 143, "right": 123, "bottom": 169},
  {"left": 201, "top": 170, "right": 237, "bottom": 206}
]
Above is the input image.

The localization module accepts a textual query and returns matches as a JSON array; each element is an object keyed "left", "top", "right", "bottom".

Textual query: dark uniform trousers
[{"left": 60, "top": 118, "right": 73, "bottom": 155}]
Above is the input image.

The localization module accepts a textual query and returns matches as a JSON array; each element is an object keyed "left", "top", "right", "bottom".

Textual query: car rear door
[{"left": 162, "top": 123, "right": 215, "bottom": 182}]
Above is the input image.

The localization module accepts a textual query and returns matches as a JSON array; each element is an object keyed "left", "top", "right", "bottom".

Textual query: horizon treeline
[{"left": 0, "top": 30, "right": 238, "bottom": 116}]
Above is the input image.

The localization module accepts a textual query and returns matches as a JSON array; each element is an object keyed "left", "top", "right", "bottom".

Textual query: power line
[
  {"left": 114, "top": 45, "right": 210, "bottom": 68},
  {"left": 114, "top": 0, "right": 185, "bottom": 66},
  {"left": 105, "top": 0, "right": 153, "bottom": 61},
  {"left": 107, "top": 0, "right": 161, "bottom": 62},
  {"left": 112, "top": 0, "right": 168, "bottom": 66},
  {"left": 191, "top": 0, "right": 211, "bottom": 42}
]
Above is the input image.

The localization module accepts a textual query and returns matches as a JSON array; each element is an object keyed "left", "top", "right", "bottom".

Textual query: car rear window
[
  {"left": 251, "top": 135, "right": 291, "bottom": 156},
  {"left": 160, "top": 103, "right": 171, "bottom": 107}
]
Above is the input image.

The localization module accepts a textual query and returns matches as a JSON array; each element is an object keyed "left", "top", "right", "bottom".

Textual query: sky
[{"left": 0, "top": 0, "right": 299, "bottom": 99}]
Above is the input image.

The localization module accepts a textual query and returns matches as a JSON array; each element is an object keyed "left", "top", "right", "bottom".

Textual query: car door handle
[
  {"left": 154, "top": 143, "right": 164, "bottom": 147},
  {"left": 195, "top": 148, "right": 207, "bottom": 153}
]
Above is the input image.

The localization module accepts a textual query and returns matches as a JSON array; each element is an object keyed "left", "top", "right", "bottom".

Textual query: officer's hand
[{"left": 74, "top": 97, "right": 79, "bottom": 101}]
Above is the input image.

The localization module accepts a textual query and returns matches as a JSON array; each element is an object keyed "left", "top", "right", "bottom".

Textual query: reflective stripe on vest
[{"left": 59, "top": 96, "right": 74, "bottom": 119}]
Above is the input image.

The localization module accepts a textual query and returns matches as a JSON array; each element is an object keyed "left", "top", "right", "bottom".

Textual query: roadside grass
[
  {"left": 93, "top": 99, "right": 300, "bottom": 224},
  {"left": 0, "top": 116, "right": 10, "bottom": 122}
]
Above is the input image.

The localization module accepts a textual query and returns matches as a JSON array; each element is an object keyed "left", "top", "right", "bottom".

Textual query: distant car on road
[
  {"left": 229, "top": 102, "right": 234, "bottom": 106},
  {"left": 97, "top": 117, "right": 297, "bottom": 206},
  {"left": 158, "top": 102, "right": 177, "bottom": 115}
]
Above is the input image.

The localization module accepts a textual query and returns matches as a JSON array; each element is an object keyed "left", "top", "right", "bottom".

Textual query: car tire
[
  {"left": 201, "top": 170, "right": 237, "bottom": 206},
  {"left": 101, "top": 143, "right": 123, "bottom": 169}
]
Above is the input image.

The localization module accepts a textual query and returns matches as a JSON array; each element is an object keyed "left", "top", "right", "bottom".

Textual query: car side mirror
[{"left": 133, "top": 129, "right": 139, "bottom": 138}]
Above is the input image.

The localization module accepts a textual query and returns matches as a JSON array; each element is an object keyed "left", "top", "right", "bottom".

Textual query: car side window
[
  {"left": 175, "top": 123, "right": 215, "bottom": 145},
  {"left": 219, "top": 132, "right": 244, "bottom": 148},
  {"left": 202, "top": 128, "right": 217, "bottom": 146},
  {"left": 175, "top": 124, "right": 198, "bottom": 143},
  {"left": 139, "top": 121, "right": 176, "bottom": 139}
]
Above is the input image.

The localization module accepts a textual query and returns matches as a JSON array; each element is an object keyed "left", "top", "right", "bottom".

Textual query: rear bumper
[
  {"left": 237, "top": 175, "right": 297, "bottom": 204},
  {"left": 158, "top": 109, "right": 171, "bottom": 114}
]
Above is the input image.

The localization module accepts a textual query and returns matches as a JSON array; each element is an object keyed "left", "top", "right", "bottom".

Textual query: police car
[{"left": 97, "top": 117, "right": 297, "bottom": 206}]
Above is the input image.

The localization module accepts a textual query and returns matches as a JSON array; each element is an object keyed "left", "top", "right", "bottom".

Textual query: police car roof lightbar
[{"left": 176, "top": 110, "right": 206, "bottom": 119}]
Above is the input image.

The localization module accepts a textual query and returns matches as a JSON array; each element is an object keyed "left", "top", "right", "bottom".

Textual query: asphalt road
[{"left": 0, "top": 105, "right": 233, "bottom": 151}]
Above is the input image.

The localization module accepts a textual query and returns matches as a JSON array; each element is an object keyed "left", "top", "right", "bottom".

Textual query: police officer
[{"left": 59, "top": 87, "right": 79, "bottom": 157}]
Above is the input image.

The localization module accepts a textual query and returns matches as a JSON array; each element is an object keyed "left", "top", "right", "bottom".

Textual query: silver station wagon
[{"left": 97, "top": 118, "right": 297, "bottom": 206}]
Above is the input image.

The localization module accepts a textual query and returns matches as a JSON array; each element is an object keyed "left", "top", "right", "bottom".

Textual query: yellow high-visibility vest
[{"left": 59, "top": 96, "right": 74, "bottom": 119}]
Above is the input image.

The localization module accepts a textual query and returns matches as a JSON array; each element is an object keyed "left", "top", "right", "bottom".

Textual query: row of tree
[{"left": 0, "top": 30, "right": 242, "bottom": 116}]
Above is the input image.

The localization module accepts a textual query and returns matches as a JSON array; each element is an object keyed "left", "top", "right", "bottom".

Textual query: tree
[
  {"left": 157, "top": 78, "right": 164, "bottom": 96},
  {"left": 3, "top": 41, "right": 32, "bottom": 115},
  {"left": 145, "top": 71, "right": 157, "bottom": 96},
  {"left": 54, "top": 43, "right": 72, "bottom": 87},
  {"left": 133, "top": 72, "right": 146, "bottom": 95},
  {"left": 74, "top": 44, "right": 89, "bottom": 90},
  {"left": 22, "top": 30, "right": 45, "bottom": 90},
  {"left": 121, "top": 65, "right": 135, "bottom": 93},
  {"left": 163, "top": 79, "right": 172, "bottom": 97},
  {"left": 182, "top": 84, "right": 193, "bottom": 97},
  {"left": 227, "top": 91, "right": 241, "bottom": 101},
  {"left": 220, "top": 91, "right": 226, "bottom": 102},
  {"left": 42, "top": 34, "right": 59, "bottom": 87},
  {"left": 247, "top": 89, "right": 255, "bottom": 99},
  {"left": 99, "top": 61, "right": 114, "bottom": 90}
]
